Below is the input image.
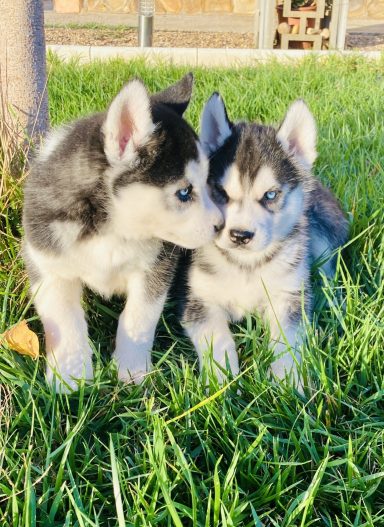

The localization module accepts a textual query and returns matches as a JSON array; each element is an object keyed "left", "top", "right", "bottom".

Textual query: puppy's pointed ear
[
  {"left": 200, "top": 92, "right": 232, "bottom": 156},
  {"left": 151, "top": 73, "right": 194, "bottom": 116},
  {"left": 103, "top": 79, "right": 155, "bottom": 166},
  {"left": 277, "top": 100, "right": 317, "bottom": 169}
]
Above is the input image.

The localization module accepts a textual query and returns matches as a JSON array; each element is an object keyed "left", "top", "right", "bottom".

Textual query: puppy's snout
[{"left": 229, "top": 229, "right": 254, "bottom": 245}]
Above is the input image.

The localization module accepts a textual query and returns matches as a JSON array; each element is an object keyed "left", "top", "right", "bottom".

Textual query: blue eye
[
  {"left": 265, "top": 190, "right": 277, "bottom": 201},
  {"left": 176, "top": 185, "right": 193, "bottom": 202}
]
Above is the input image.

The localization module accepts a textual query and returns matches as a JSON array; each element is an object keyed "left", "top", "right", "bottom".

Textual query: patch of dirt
[
  {"left": 44, "top": 26, "right": 384, "bottom": 50},
  {"left": 346, "top": 32, "right": 384, "bottom": 50},
  {"left": 45, "top": 27, "right": 255, "bottom": 48}
]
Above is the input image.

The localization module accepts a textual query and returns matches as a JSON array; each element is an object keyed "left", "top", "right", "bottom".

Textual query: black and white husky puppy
[
  {"left": 181, "top": 94, "right": 349, "bottom": 384},
  {"left": 23, "top": 75, "right": 223, "bottom": 392}
]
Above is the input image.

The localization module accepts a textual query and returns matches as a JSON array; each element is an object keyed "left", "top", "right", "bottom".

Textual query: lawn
[{"left": 0, "top": 55, "right": 384, "bottom": 526}]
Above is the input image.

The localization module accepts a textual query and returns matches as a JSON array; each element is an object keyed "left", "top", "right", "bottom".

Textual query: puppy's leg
[
  {"left": 269, "top": 322, "right": 303, "bottom": 384},
  {"left": 265, "top": 290, "right": 307, "bottom": 386},
  {"left": 32, "top": 275, "right": 93, "bottom": 392},
  {"left": 113, "top": 271, "right": 168, "bottom": 384},
  {"left": 183, "top": 300, "right": 239, "bottom": 382}
]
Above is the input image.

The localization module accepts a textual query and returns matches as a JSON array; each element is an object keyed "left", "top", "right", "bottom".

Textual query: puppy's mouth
[
  {"left": 214, "top": 233, "right": 273, "bottom": 257},
  {"left": 214, "top": 238, "right": 253, "bottom": 252}
]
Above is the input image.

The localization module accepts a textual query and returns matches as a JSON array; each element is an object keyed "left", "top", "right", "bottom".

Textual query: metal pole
[
  {"left": 336, "top": 0, "right": 349, "bottom": 50},
  {"left": 329, "top": 0, "right": 340, "bottom": 49},
  {"left": 258, "top": 0, "right": 266, "bottom": 49},
  {"left": 138, "top": 0, "right": 154, "bottom": 48},
  {"left": 263, "top": 0, "right": 274, "bottom": 49},
  {"left": 254, "top": 0, "right": 260, "bottom": 48},
  {"left": 258, "top": 0, "right": 275, "bottom": 49}
]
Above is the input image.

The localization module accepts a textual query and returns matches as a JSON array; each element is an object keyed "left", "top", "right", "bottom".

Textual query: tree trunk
[{"left": 0, "top": 0, "right": 49, "bottom": 144}]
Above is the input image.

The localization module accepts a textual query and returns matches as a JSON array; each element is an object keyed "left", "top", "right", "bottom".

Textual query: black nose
[
  {"left": 229, "top": 229, "right": 254, "bottom": 245},
  {"left": 214, "top": 221, "right": 225, "bottom": 233}
]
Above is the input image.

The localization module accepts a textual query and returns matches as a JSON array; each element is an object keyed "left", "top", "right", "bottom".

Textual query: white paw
[
  {"left": 269, "top": 352, "right": 303, "bottom": 392},
  {"left": 112, "top": 349, "right": 152, "bottom": 385},
  {"left": 46, "top": 345, "right": 93, "bottom": 393},
  {"left": 202, "top": 343, "right": 239, "bottom": 384},
  {"left": 213, "top": 362, "right": 240, "bottom": 385},
  {"left": 117, "top": 366, "right": 150, "bottom": 385}
]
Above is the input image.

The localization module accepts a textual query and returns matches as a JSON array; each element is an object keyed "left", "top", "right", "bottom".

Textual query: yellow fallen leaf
[{"left": 2, "top": 320, "right": 39, "bottom": 359}]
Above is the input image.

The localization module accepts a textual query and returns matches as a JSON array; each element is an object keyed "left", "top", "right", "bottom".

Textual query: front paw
[
  {"left": 202, "top": 343, "right": 239, "bottom": 384},
  {"left": 116, "top": 366, "right": 149, "bottom": 385},
  {"left": 269, "top": 350, "right": 303, "bottom": 392},
  {"left": 46, "top": 345, "right": 93, "bottom": 393},
  {"left": 112, "top": 348, "right": 152, "bottom": 385},
  {"left": 213, "top": 362, "right": 240, "bottom": 385}
]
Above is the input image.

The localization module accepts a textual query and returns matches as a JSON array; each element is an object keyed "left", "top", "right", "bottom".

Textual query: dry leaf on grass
[{"left": 1, "top": 320, "right": 39, "bottom": 359}]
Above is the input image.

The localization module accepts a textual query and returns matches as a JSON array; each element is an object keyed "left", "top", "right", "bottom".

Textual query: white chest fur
[
  {"left": 190, "top": 243, "right": 307, "bottom": 322},
  {"left": 26, "top": 233, "right": 161, "bottom": 297}
]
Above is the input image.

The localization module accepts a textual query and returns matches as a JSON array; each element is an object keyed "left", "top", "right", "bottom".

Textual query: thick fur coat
[
  {"left": 23, "top": 75, "right": 223, "bottom": 391},
  {"left": 180, "top": 94, "right": 349, "bottom": 385}
]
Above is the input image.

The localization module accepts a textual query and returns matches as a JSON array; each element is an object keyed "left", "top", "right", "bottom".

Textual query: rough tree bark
[{"left": 0, "top": 0, "right": 49, "bottom": 143}]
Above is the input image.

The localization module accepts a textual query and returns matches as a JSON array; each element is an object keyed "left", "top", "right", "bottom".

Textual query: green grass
[{"left": 1, "top": 55, "right": 384, "bottom": 526}]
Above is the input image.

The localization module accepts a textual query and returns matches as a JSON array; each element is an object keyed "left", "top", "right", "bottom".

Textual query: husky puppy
[
  {"left": 181, "top": 94, "right": 348, "bottom": 384},
  {"left": 23, "top": 75, "right": 223, "bottom": 392}
]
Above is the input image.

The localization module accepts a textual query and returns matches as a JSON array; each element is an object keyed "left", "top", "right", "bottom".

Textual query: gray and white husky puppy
[
  {"left": 23, "top": 74, "right": 223, "bottom": 392},
  {"left": 180, "top": 93, "right": 349, "bottom": 384}
]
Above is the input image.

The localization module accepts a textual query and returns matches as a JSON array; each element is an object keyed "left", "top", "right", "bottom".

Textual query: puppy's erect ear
[
  {"left": 103, "top": 79, "right": 155, "bottom": 166},
  {"left": 151, "top": 73, "right": 194, "bottom": 116},
  {"left": 277, "top": 99, "right": 317, "bottom": 169},
  {"left": 200, "top": 92, "right": 232, "bottom": 156}
]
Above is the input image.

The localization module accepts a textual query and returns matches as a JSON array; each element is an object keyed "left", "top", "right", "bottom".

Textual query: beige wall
[
  {"left": 53, "top": 0, "right": 384, "bottom": 17},
  {"left": 349, "top": 0, "right": 384, "bottom": 17}
]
